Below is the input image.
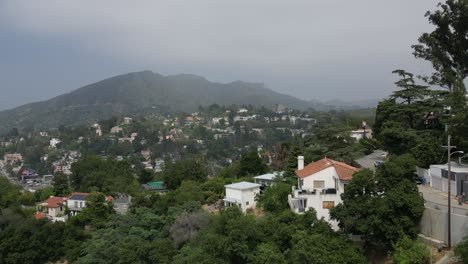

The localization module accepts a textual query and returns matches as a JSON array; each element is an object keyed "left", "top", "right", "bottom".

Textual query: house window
[
  {"left": 246, "top": 201, "right": 249, "bottom": 206},
  {"left": 322, "top": 201, "right": 335, "bottom": 209},
  {"left": 314, "top": 180, "right": 325, "bottom": 188},
  {"left": 74, "top": 201, "right": 78, "bottom": 208},
  {"left": 80, "top": 202, "right": 83, "bottom": 208}
]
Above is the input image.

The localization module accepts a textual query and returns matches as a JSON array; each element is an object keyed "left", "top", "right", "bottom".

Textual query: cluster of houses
[
  {"left": 223, "top": 156, "right": 360, "bottom": 230},
  {"left": 35, "top": 192, "right": 131, "bottom": 222}
]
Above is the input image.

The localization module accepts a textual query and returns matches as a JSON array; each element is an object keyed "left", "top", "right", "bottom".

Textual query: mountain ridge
[
  {"left": 0, "top": 71, "right": 321, "bottom": 132},
  {"left": 0, "top": 71, "right": 377, "bottom": 133}
]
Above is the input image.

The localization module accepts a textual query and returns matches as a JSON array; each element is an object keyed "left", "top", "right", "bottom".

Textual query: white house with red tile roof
[
  {"left": 288, "top": 156, "right": 361, "bottom": 230},
  {"left": 38, "top": 196, "right": 67, "bottom": 222}
]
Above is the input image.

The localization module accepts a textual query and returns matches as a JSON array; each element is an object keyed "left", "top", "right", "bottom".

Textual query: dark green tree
[
  {"left": 331, "top": 155, "right": 425, "bottom": 251},
  {"left": 163, "top": 158, "right": 207, "bottom": 190},
  {"left": 52, "top": 172, "right": 70, "bottom": 196},
  {"left": 257, "top": 183, "right": 292, "bottom": 214},
  {"left": 239, "top": 151, "right": 268, "bottom": 176}
]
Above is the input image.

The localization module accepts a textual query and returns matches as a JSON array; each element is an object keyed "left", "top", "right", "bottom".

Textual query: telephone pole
[{"left": 443, "top": 135, "right": 464, "bottom": 249}]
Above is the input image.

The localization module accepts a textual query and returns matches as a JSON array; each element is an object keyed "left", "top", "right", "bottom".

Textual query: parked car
[{"left": 413, "top": 175, "right": 425, "bottom": 185}]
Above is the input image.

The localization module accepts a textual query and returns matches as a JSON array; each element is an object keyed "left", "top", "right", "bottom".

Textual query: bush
[
  {"left": 454, "top": 236, "right": 468, "bottom": 263},
  {"left": 392, "top": 236, "right": 429, "bottom": 264}
]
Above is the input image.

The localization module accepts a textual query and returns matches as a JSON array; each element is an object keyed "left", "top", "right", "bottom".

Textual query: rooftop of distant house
[
  {"left": 253, "top": 172, "right": 284, "bottom": 181},
  {"left": 225, "top": 181, "right": 261, "bottom": 190},
  {"left": 67, "top": 192, "right": 89, "bottom": 200},
  {"left": 45, "top": 196, "right": 67, "bottom": 208}
]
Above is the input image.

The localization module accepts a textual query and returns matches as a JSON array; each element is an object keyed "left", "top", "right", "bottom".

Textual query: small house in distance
[
  {"left": 113, "top": 194, "right": 132, "bottom": 214},
  {"left": 67, "top": 192, "right": 113, "bottom": 216},
  {"left": 38, "top": 196, "right": 67, "bottom": 222},
  {"left": 67, "top": 192, "right": 89, "bottom": 216},
  {"left": 350, "top": 121, "right": 372, "bottom": 141},
  {"left": 223, "top": 181, "right": 261, "bottom": 213},
  {"left": 141, "top": 181, "right": 168, "bottom": 193},
  {"left": 253, "top": 172, "right": 284, "bottom": 192}
]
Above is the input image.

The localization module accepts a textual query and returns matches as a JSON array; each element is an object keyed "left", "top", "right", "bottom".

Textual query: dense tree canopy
[
  {"left": 71, "top": 155, "right": 138, "bottom": 194},
  {"left": 331, "top": 155, "right": 425, "bottom": 251}
]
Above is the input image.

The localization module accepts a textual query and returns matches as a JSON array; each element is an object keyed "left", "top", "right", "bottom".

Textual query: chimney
[{"left": 298, "top": 156, "right": 304, "bottom": 170}]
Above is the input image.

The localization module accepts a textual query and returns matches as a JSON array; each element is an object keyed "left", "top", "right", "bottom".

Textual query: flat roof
[
  {"left": 430, "top": 162, "right": 468, "bottom": 173},
  {"left": 147, "top": 181, "right": 165, "bottom": 187},
  {"left": 253, "top": 172, "right": 283, "bottom": 181},
  {"left": 225, "top": 181, "right": 261, "bottom": 190}
]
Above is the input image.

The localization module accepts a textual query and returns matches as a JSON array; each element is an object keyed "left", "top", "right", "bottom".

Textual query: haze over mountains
[{"left": 0, "top": 71, "right": 377, "bottom": 133}]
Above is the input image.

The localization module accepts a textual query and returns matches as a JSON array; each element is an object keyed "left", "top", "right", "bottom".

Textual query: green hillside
[{"left": 0, "top": 71, "right": 322, "bottom": 132}]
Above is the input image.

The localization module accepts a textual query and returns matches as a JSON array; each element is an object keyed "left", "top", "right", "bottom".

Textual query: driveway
[{"left": 355, "top": 150, "right": 387, "bottom": 171}]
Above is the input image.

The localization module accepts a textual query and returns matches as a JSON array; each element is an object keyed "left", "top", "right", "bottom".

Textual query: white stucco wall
[
  {"left": 297, "top": 166, "right": 347, "bottom": 230},
  {"left": 225, "top": 187, "right": 260, "bottom": 213},
  {"left": 302, "top": 167, "right": 337, "bottom": 191},
  {"left": 67, "top": 199, "right": 86, "bottom": 209}
]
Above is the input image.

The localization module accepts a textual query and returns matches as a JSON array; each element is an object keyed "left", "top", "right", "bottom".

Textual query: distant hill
[{"left": 0, "top": 71, "right": 328, "bottom": 132}]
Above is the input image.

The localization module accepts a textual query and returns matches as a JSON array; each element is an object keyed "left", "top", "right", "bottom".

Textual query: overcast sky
[{"left": 0, "top": 1, "right": 440, "bottom": 110}]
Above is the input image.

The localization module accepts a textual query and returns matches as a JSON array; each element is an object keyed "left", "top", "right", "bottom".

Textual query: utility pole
[
  {"left": 443, "top": 135, "right": 463, "bottom": 249},
  {"left": 447, "top": 135, "right": 452, "bottom": 249}
]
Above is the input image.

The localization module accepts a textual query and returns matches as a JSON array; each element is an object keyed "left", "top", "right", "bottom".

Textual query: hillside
[{"left": 0, "top": 71, "right": 323, "bottom": 132}]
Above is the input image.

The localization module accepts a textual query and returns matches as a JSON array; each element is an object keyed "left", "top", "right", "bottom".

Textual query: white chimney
[{"left": 298, "top": 156, "right": 304, "bottom": 170}]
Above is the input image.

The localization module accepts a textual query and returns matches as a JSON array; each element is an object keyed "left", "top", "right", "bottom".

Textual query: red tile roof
[
  {"left": 34, "top": 212, "right": 46, "bottom": 220},
  {"left": 45, "top": 196, "right": 67, "bottom": 208},
  {"left": 295, "top": 157, "right": 361, "bottom": 181}
]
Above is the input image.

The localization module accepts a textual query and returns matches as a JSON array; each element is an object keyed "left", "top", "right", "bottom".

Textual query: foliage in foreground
[
  {"left": 392, "top": 236, "right": 430, "bottom": 264},
  {"left": 331, "top": 155, "right": 425, "bottom": 251}
]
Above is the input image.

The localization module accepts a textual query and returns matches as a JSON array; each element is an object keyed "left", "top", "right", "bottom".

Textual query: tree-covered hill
[{"left": 0, "top": 71, "right": 324, "bottom": 133}]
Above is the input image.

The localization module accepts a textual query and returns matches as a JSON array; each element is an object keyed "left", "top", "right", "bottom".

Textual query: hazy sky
[{"left": 0, "top": 1, "right": 440, "bottom": 110}]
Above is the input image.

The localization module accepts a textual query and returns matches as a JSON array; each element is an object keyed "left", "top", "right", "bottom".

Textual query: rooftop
[
  {"left": 225, "top": 181, "right": 261, "bottom": 190},
  {"left": 431, "top": 162, "right": 468, "bottom": 173},
  {"left": 68, "top": 192, "right": 89, "bottom": 200},
  {"left": 253, "top": 172, "right": 283, "bottom": 181},
  {"left": 296, "top": 157, "right": 361, "bottom": 181},
  {"left": 147, "top": 181, "right": 165, "bottom": 187},
  {"left": 45, "top": 196, "right": 66, "bottom": 208}
]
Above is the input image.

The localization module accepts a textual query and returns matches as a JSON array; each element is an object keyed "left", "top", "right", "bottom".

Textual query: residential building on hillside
[
  {"left": 288, "top": 156, "right": 361, "bottom": 230},
  {"left": 122, "top": 117, "right": 133, "bottom": 124},
  {"left": 253, "top": 171, "right": 284, "bottom": 190},
  {"left": 67, "top": 192, "right": 89, "bottom": 216},
  {"left": 224, "top": 181, "right": 261, "bottom": 213},
  {"left": 110, "top": 126, "right": 123, "bottom": 134},
  {"left": 50, "top": 138, "right": 62, "bottom": 148},
  {"left": 350, "top": 121, "right": 372, "bottom": 141},
  {"left": 67, "top": 192, "right": 113, "bottom": 216},
  {"left": 3, "top": 153, "right": 23, "bottom": 164},
  {"left": 141, "top": 181, "right": 168, "bottom": 192},
  {"left": 113, "top": 194, "right": 132, "bottom": 214},
  {"left": 38, "top": 196, "right": 67, "bottom": 222},
  {"left": 429, "top": 161, "right": 468, "bottom": 198}
]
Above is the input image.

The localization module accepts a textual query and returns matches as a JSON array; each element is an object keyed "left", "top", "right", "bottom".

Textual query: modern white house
[
  {"left": 350, "top": 121, "right": 372, "bottom": 141},
  {"left": 224, "top": 181, "right": 261, "bottom": 213},
  {"left": 49, "top": 138, "right": 62, "bottom": 148},
  {"left": 67, "top": 192, "right": 113, "bottom": 216},
  {"left": 67, "top": 192, "right": 89, "bottom": 216},
  {"left": 288, "top": 156, "right": 360, "bottom": 230},
  {"left": 350, "top": 129, "right": 372, "bottom": 141}
]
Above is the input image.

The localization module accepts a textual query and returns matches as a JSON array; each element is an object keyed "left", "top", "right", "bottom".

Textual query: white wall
[
  {"left": 302, "top": 167, "right": 337, "bottom": 191},
  {"left": 225, "top": 187, "right": 259, "bottom": 213},
  {"left": 67, "top": 199, "right": 86, "bottom": 209},
  {"left": 296, "top": 166, "right": 346, "bottom": 230}
]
